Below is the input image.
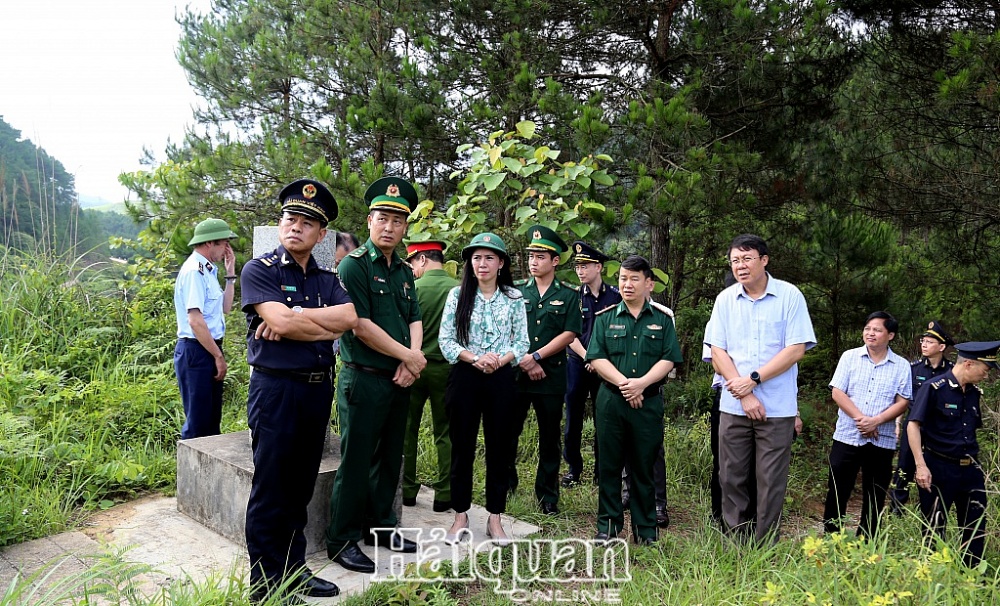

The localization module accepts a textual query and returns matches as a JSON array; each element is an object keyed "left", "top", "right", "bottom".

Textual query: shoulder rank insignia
[
  {"left": 595, "top": 304, "right": 617, "bottom": 316},
  {"left": 349, "top": 247, "right": 367, "bottom": 259},
  {"left": 318, "top": 265, "right": 334, "bottom": 273},
  {"left": 929, "top": 377, "right": 947, "bottom": 390},
  {"left": 650, "top": 301, "right": 675, "bottom": 317},
  {"left": 257, "top": 252, "right": 280, "bottom": 267},
  {"left": 514, "top": 278, "right": 529, "bottom": 287},
  {"left": 197, "top": 261, "right": 205, "bottom": 275}
]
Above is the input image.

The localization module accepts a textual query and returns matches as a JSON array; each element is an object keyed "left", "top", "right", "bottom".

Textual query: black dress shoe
[
  {"left": 330, "top": 543, "right": 376, "bottom": 573},
  {"left": 635, "top": 535, "right": 657, "bottom": 546},
  {"left": 250, "top": 587, "right": 305, "bottom": 606},
  {"left": 540, "top": 501, "right": 560, "bottom": 516},
  {"left": 296, "top": 571, "right": 340, "bottom": 597},
  {"left": 560, "top": 472, "right": 580, "bottom": 488},
  {"left": 403, "top": 496, "right": 417, "bottom": 507},
  {"left": 656, "top": 506, "right": 670, "bottom": 528},
  {"left": 433, "top": 499, "right": 452, "bottom": 512},
  {"left": 592, "top": 532, "right": 610, "bottom": 544},
  {"left": 365, "top": 529, "right": 418, "bottom": 553}
]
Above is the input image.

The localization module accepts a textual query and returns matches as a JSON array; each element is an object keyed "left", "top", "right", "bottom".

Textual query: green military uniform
[
  {"left": 587, "top": 299, "right": 681, "bottom": 541},
  {"left": 325, "top": 180, "right": 421, "bottom": 557},
  {"left": 402, "top": 254, "right": 459, "bottom": 507},
  {"left": 508, "top": 226, "right": 582, "bottom": 508}
]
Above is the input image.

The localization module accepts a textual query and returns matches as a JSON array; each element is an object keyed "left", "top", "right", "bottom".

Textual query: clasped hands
[
  {"left": 472, "top": 352, "right": 504, "bottom": 374},
  {"left": 854, "top": 415, "right": 881, "bottom": 440},
  {"left": 394, "top": 350, "right": 426, "bottom": 388},
  {"left": 612, "top": 377, "right": 646, "bottom": 409}
]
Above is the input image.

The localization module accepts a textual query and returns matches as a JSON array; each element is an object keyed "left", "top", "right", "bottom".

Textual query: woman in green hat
[{"left": 438, "top": 232, "right": 529, "bottom": 545}]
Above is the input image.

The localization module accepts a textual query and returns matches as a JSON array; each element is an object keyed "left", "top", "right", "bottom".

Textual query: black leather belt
[
  {"left": 180, "top": 337, "right": 224, "bottom": 348},
  {"left": 343, "top": 361, "right": 397, "bottom": 379},
  {"left": 924, "top": 448, "right": 976, "bottom": 466},
  {"left": 253, "top": 365, "right": 330, "bottom": 384},
  {"left": 603, "top": 380, "right": 663, "bottom": 399}
]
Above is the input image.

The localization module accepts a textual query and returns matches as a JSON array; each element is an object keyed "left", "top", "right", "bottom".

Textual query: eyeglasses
[
  {"left": 919, "top": 338, "right": 942, "bottom": 346},
  {"left": 729, "top": 255, "right": 760, "bottom": 266}
]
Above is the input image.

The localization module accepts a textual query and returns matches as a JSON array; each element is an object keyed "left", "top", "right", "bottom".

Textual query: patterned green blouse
[{"left": 439, "top": 285, "right": 530, "bottom": 365}]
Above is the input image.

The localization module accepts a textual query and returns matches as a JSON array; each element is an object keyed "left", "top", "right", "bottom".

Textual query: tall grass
[{"left": 0, "top": 246, "right": 248, "bottom": 547}]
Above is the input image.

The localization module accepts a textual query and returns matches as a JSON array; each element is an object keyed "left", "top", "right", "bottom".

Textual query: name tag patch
[{"left": 281, "top": 285, "right": 297, "bottom": 292}]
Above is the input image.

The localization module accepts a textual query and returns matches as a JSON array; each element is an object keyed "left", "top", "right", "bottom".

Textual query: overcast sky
[{"left": 0, "top": 0, "right": 212, "bottom": 203}]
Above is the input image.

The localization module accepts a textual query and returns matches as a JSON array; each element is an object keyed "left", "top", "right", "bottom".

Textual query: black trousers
[
  {"left": 920, "top": 452, "right": 987, "bottom": 568},
  {"left": 823, "top": 441, "right": 894, "bottom": 537},
  {"left": 447, "top": 362, "right": 516, "bottom": 514},
  {"left": 563, "top": 355, "right": 600, "bottom": 479},
  {"left": 245, "top": 371, "right": 332, "bottom": 588}
]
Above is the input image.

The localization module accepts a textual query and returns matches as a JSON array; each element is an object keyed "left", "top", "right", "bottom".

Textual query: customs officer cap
[
  {"left": 954, "top": 341, "right": 1000, "bottom": 369},
  {"left": 279, "top": 178, "right": 338, "bottom": 225},
  {"left": 404, "top": 240, "right": 448, "bottom": 261},
  {"left": 922, "top": 321, "right": 955, "bottom": 347},
  {"left": 525, "top": 224, "right": 568, "bottom": 254},
  {"left": 572, "top": 240, "right": 610, "bottom": 264},
  {"left": 365, "top": 176, "right": 418, "bottom": 216},
  {"left": 462, "top": 232, "right": 509, "bottom": 263},
  {"left": 188, "top": 218, "right": 237, "bottom": 246}
]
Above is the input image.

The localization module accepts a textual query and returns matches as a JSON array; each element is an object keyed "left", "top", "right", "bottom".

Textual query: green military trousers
[
  {"left": 325, "top": 365, "right": 409, "bottom": 552},
  {"left": 402, "top": 360, "right": 452, "bottom": 502},
  {"left": 595, "top": 384, "right": 664, "bottom": 541}
]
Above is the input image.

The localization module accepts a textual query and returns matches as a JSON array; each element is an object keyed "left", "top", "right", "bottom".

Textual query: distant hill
[{"left": 78, "top": 194, "right": 127, "bottom": 212}]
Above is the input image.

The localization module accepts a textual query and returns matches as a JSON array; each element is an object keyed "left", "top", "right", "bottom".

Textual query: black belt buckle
[{"left": 306, "top": 371, "right": 326, "bottom": 383}]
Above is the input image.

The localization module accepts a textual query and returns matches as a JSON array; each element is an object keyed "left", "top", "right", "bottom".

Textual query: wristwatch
[
  {"left": 750, "top": 370, "right": 762, "bottom": 385},
  {"left": 472, "top": 354, "right": 480, "bottom": 364},
  {"left": 291, "top": 306, "right": 304, "bottom": 314},
  {"left": 532, "top": 351, "right": 542, "bottom": 362}
]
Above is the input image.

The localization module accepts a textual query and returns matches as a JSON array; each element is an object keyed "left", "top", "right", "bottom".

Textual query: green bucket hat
[
  {"left": 188, "top": 218, "right": 237, "bottom": 246},
  {"left": 462, "top": 232, "right": 509, "bottom": 262}
]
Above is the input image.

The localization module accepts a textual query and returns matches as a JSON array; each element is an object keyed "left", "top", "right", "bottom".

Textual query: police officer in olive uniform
[
  {"left": 562, "top": 241, "right": 620, "bottom": 487},
  {"left": 401, "top": 240, "right": 459, "bottom": 512},
  {"left": 907, "top": 340, "right": 998, "bottom": 568},
  {"left": 587, "top": 255, "right": 682, "bottom": 545},
  {"left": 242, "top": 179, "right": 356, "bottom": 602},
  {"left": 890, "top": 320, "right": 954, "bottom": 514},
  {"left": 508, "top": 225, "right": 582, "bottom": 515},
  {"left": 326, "top": 177, "right": 425, "bottom": 574}
]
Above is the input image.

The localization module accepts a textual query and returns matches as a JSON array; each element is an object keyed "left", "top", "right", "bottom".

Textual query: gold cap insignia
[
  {"left": 533, "top": 230, "right": 542, "bottom": 240},
  {"left": 483, "top": 235, "right": 491, "bottom": 242},
  {"left": 302, "top": 183, "right": 317, "bottom": 199},
  {"left": 576, "top": 244, "right": 582, "bottom": 253},
  {"left": 386, "top": 184, "right": 400, "bottom": 197},
  {"left": 928, "top": 322, "right": 935, "bottom": 329}
]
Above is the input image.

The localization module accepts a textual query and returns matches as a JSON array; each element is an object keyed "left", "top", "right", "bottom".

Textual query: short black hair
[
  {"left": 866, "top": 311, "right": 899, "bottom": 334},
  {"left": 620, "top": 254, "right": 653, "bottom": 280},
  {"left": 336, "top": 232, "right": 360, "bottom": 250},
  {"left": 415, "top": 250, "right": 445, "bottom": 264},
  {"left": 728, "top": 234, "right": 769, "bottom": 258}
]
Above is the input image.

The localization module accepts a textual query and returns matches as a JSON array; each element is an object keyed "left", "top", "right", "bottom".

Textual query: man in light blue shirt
[
  {"left": 174, "top": 218, "right": 237, "bottom": 439},
  {"left": 823, "top": 311, "right": 911, "bottom": 537},
  {"left": 705, "top": 234, "right": 816, "bottom": 542}
]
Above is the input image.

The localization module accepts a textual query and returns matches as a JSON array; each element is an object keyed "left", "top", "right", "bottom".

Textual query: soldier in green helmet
[
  {"left": 326, "top": 176, "right": 425, "bottom": 574},
  {"left": 507, "top": 225, "right": 582, "bottom": 515}
]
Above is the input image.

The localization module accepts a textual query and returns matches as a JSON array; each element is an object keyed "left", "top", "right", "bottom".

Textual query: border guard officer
[
  {"left": 508, "top": 225, "right": 581, "bottom": 515},
  {"left": 326, "top": 176, "right": 425, "bottom": 573}
]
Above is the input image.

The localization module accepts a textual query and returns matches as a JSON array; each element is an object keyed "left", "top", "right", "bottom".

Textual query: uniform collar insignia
[{"left": 281, "top": 253, "right": 291, "bottom": 265}]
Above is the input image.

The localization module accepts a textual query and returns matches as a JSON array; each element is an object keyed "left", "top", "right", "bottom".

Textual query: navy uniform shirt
[
  {"left": 911, "top": 357, "right": 954, "bottom": 399},
  {"left": 570, "top": 282, "right": 622, "bottom": 360},
  {"left": 909, "top": 370, "right": 983, "bottom": 459},
  {"left": 241, "top": 245, "right": 351, "bottom": 370}
]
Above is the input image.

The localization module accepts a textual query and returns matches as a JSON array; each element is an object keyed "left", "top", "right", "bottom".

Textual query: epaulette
[
  {"left": 197, "top": 261, "right": 205, "bottom": 275},
  {"left": 911, "top": 359, "right": 923, "bottom": 367},
  {"left": 975, "top": 384, "right": 984, "bottom": 394},
  {"left": 318, "top": 265, "right": 335, "bottom": 273},
  {"left": 514, "top": 278, "right": 529, "bottom": 286},
  {"left": 595, "top": 304, "right": 617, "bottom": 316},
  {"left": 650, "top": 301, "right": 675, "bottom": 318},
  {"left": 608, "top": 284, "right": 620, "bottom": 293},
  {"left": 929, "top": 377, "right": 948, "bottom": 390},
  {"left": 257, "top": 252, "right": 280, "bottom": 267},
  {"left": 349, "top": 247, "right": 367, "bottom": 258}
]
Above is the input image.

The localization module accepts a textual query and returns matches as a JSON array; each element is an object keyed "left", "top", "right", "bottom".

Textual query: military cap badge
[
  {"left": 533, "top": 230, "right": 542, "bottom": 240},
  {"left": 387, "top": 184, "right": 400, "bottom": 197}
]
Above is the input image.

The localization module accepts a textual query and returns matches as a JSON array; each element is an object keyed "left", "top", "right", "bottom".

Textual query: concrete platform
[{"left": 0, "top": 493, "right": 540, "bottom": 603}]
